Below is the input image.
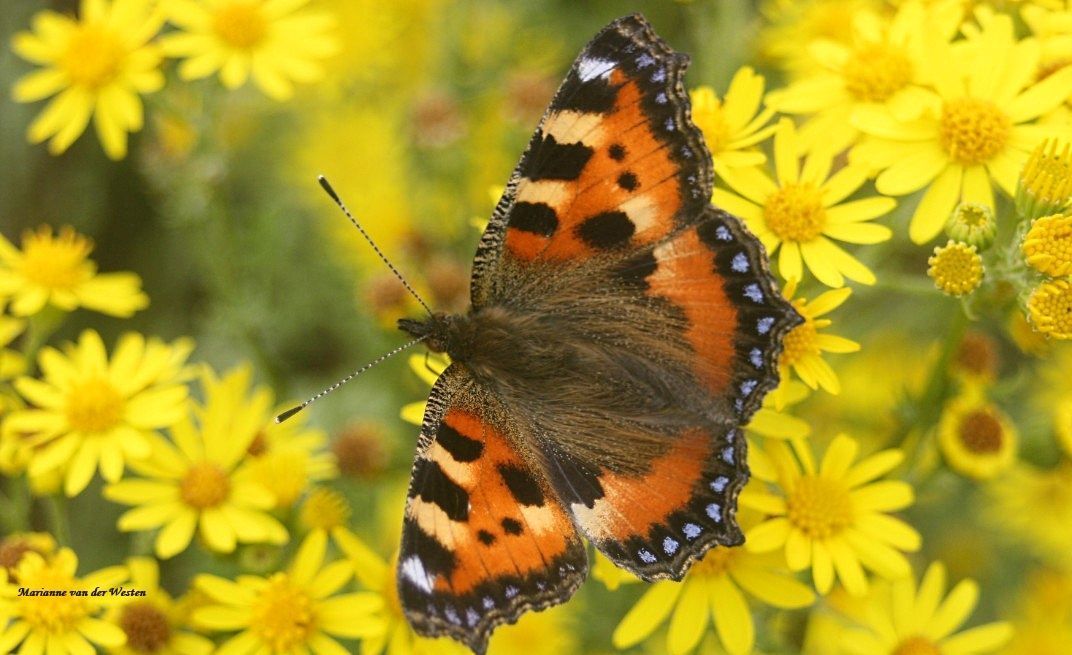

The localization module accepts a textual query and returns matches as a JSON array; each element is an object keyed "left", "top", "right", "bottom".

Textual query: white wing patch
[
  {"left": 401, "top": 555, "right": 435, "bottom": 594},
  {"left": 577, "top": 57, "right": 616, "bottom": 82}
]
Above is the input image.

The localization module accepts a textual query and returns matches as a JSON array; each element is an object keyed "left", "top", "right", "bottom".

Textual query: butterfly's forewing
[
  {"left": 540, "top": 207, "right": 799, "bottom": 580},
  {"left": 471, "top": 13, "right": 712, "bottom": 307},
  {"left": 398, "top": 365, "right": 587, "bottom": 655}
]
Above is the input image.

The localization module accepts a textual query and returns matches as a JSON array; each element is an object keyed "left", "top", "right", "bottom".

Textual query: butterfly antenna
[
  {"left": 275, "top": 335, "right": 429, "bottom": 423},
  {"left": 317, "top": 175, "right": 434, "bottom": 315}
]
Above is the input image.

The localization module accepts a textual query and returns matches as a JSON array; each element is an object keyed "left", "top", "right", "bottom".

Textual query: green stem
[
  {"left": 0, "top": 476, "right": 31, "bottom": 534},
  {"left": 43, "top": 495, "right": 71, "bottom": 547},
  {"left": 22, "top": 307, "right": 67, "bottom": 374},
  {"left": 895, "top": 308, "right": 970, "bottom": 460}
]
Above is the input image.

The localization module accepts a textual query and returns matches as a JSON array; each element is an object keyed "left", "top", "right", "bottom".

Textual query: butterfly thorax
[{"left": 398, "top": 308, "right": 577, "bottom": 378}]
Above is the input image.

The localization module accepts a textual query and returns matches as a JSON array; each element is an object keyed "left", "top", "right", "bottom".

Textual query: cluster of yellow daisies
[
  {"left": 10, "top": 0, "right": 338, "bottom": 159},
  {"left": 5, "top": 0, "right": 1072, "bottom": 654}
]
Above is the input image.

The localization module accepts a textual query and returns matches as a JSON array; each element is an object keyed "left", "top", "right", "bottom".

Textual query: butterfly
[{"left": 393, "top": 13, "right": 800, "bottom": 654}]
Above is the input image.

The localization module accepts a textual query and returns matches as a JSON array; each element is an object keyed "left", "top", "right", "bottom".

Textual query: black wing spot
[
  {"left": 497, "top": 464, "right": 545, "bottom": 506},
  {"left": 501, "top": 517, "right": 524, "bottom": 535},
  {"left": 437, "top": 422, "right": 483, "bottom": 462},
  {"left": 508, "top": 202, "right": 559, "bottom": 237},
  {"left": 577, "top": 211, "right": 635, "bottom": 249},
  {"left": 616, "top": 250, "right": 658, "bottom": 290},
  {"left": 558, "top": 74, "right": 618, "bottom": 113},
  {"left": 617, "top": 171, "right": 639, "bottom": 191},
  {"left": 403, "top": 519, "right": 457, "bottom": 575},
  {"left": 477, "top": 530, "right": 496, "bottom": 545},
  {"left": 608, "top": 143, "right": 627, "bottom": 161},
  {"left": 524, "top": 135, "right": 593, "bottom": 181},
  {"left": 412, "top": 459, "right": 469, "bottom": 521}
]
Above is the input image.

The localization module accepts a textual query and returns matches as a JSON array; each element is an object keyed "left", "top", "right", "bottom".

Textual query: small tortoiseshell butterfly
[{"left": 358, "top": 13, "right": 798, "bottom": 653}]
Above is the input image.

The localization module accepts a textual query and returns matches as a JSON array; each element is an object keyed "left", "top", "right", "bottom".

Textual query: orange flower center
[
  {"left": 786, "top": 475, "right": 853, "bottom": 539},
  {"left": 118, "top": 602, "right": 172, "bottom": 653},
  {"left": 764, "top": 183, "right": 827, "bottom": 242},
  {"left": 61, "top": 24, "right": 125, "bottom": 90},
  {"left": 958, "top": 410, "right": 1004, "bottom": 454},
  {"left": 843, "top": 44, "right": 913, "bottom": 102},
  {"left": 938, "top": 97, "right": 1011, "bottom": 165},
  {"left": 66, "top": 377, "right": 125, "bottom": 434},
  {"left": 179, "top": 462, "right": 231, "bottom": 509},
  {"left": 251, "top": 573, "right": 316, "bottom": 651},
  {"left": 892, "top": 636, "right": 941, "bottom": 655},
  {"left": 19, "top": 227, "right": 93, "bottom": 291},
  {"left": 213, "top": 2, "right": 268, "bottom": 50}
]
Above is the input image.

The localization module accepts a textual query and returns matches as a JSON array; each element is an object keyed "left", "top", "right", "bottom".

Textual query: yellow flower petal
[
  {"left": 612, "top": 582, "right": 683, "bottom": 648},
  {"left": 708, "top": 575, "right": 753, "bottom": 655},
  {"left": 667, "top": 580, "right": 708, "bottom": 655},
  {"left": 910, "top": 164, "right": 962, "bottom": 244}
]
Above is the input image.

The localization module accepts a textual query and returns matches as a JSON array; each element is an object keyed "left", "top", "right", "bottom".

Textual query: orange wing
[
  {"left": 398, "top": 366, "right": 586, "bottom": 655},
  {"left": 540, "top": 208, "right": 800, "bottom": 580},
  {"left": 470, "top": 14, "right": 712, "bottom": 307}
]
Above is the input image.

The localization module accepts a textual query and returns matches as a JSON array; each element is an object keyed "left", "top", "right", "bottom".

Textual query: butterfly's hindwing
[
  {"left": 471, "top": 13, "right": 712, "bottom": 306},
  {"left": 538, "top": 207, "right": 799, "bottom": 580},
  {"left": 399, "top": 366, "right": 588, "bottom": 655}
]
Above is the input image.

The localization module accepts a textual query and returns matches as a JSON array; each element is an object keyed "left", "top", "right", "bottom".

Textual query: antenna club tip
[
  {"left": 317, "top": 176, "right": 340, "bottom": 202},
  {"left": 275, "top": 405, "right": 305, "bottom": 424}
]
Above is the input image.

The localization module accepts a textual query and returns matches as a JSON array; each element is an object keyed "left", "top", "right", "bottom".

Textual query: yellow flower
[
  {"left": 742, "top": 435, "right": 919, "bottom": 596},
  {"left": 1027, "top": 278, "right": 1072, "bottom": 338},
  {"left": 298, "top": 486, "right": 351, "bottom": 535},
  {"left": 193, "top": 531, "right": 383, "bottom": 654},
  {"left": 945, "top": 201, "right": 997, "bottom": 250},
  {"left": 0, "top": 548, "right": 129, "bottom": 654},
  {"left": 768, "top": 0, "right": 961, "bottom": 153},
  {"left": 105, "top": 557, "right": 214, "bottom": 655},
  {"left": 928, "top": 240, "right": 984, "bottom": 296},
  {"left": 103, "top": 367, "right": 288, "bottom": 558},
  {"left": 758, "top": 0, "right": 885, "bottom": 74},
  {"left": 487, "top": 606, "right": 577, "bottom": 655},
  {"left": 838, "top": 561, "right": 1013, "bottom": 654},
  {"left": 937, "top": 393, "right": 1018, "bottom": 480},
  {"left": 714, "top": 119, "right": 895, "bottom": 287},
  {"left": 6, "top": 329, "right": 192, "bottom": 496},
  {"left": 612, "top": 509, "right": 815, "bottom": 655},
  {"left": 591, "top": 551, "right": 640, "bottom": 591},
  {"left": 1016, "top": 139, "right": 1072, "bottom": 222},
  {"left": 237, "top": 384, "right": 336, "bottom": 509},
  {"left": 987, "top": 462, "right": 1072, "bottom": 569},
  {"left": 161, "top": 0, "right": 340, "bottom": 101},
  {"left": 690, "top": 67, "right": 778, "bottom": 177},
  {"left": 0, "top": 226, "right": 148, "bottom": 318},
  {"left": 777, "top": 279, "right": 860, "bottom": 397},
  {"left": 10, "top": 0, "right": 164, "bottom": 159},
  {"left": 0, "top": 315, "right": 27, "bottom": 414},
  {"left": 851, "top": 14, "right": 1072, "bottom": 243},
  {"left": 1008, "top": 309, "right": 1051, "bottom": 357},
  {"left": 334, "top": 531, "right": 467, "bottom": 655},
  {"left": 747, "top": 380, "right": 812, "bottom": 438},
  {"left": 0, "top": 533, "right": 56, "bottom": 582},
  {"left": 1024, "top": 212, "right": 1072, "bottom": 277}
]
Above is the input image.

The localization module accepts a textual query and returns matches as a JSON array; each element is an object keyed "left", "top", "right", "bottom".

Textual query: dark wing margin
[
  {"left": 398, "top": 365, "right": 588, "bottom": 654},
  {"left": 470, "top": 13, "right": 713, "bottom": 306}
]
